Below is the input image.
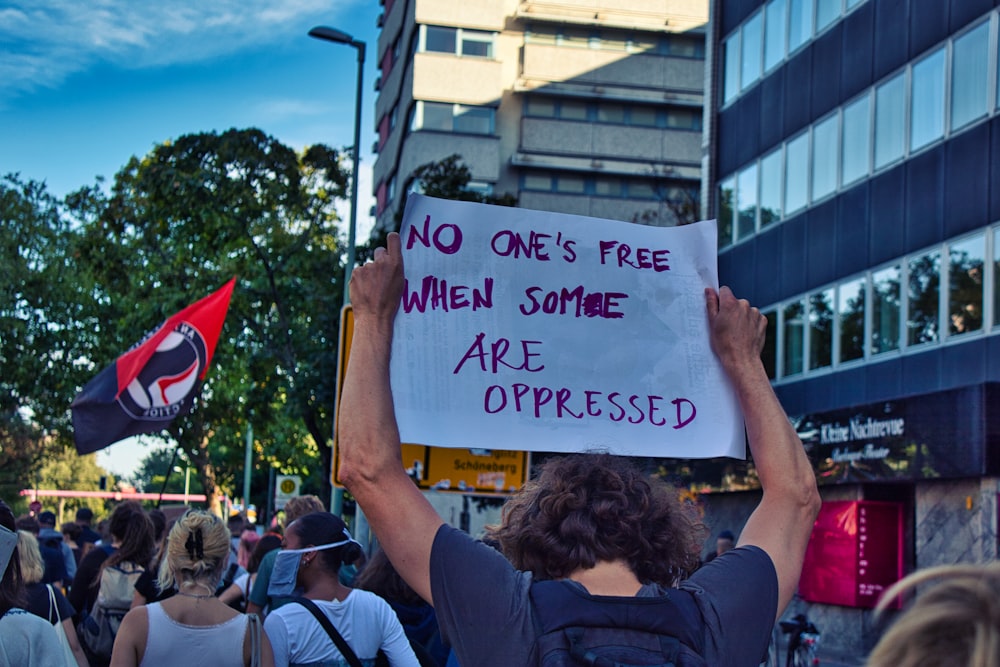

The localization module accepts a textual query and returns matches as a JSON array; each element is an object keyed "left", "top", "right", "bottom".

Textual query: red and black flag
[{"left": 72, "top": 278, "right": 236, "bottom": 455}]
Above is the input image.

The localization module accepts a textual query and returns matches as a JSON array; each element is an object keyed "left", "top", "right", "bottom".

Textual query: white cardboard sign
[{"left": 389, "top": 195, "right": 745, "bottom": 459}]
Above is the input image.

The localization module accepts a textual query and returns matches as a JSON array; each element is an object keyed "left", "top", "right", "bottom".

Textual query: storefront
[{"left": 682, "top": 382, "right": 1000, "bottom": 657}]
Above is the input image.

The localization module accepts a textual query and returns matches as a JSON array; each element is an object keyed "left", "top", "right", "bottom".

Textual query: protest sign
[{"left": 390, "top": 194, "right": 745, "bottom": 459}]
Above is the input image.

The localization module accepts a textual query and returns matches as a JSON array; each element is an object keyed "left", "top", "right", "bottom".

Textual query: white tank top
[{"left": 140, "top": 602, "right": 248, "bottom": 667}]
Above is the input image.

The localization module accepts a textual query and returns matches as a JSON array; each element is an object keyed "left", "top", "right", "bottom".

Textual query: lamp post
[{"left": 308, "top": 25, "right": 366, "bottom": 308}]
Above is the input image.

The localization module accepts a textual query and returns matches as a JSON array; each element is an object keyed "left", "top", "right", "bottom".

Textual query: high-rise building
[
  {"left": 706, "top": 0, "right": 1000, "bottom": 658},
  {"left": 372, "top": 0, "right": 710, "bottom": 233}
]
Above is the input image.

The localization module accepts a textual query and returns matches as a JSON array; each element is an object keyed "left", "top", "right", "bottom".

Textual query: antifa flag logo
[
  {"left": 72, "top": 278, "right": 235, "bottom": 455},
  {"left": 117, "top": 324, "right": 208, "bottom": 421}
]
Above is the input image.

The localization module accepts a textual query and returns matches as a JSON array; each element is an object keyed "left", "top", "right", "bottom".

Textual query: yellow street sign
[{"left": 332, "top": 305, "right": 527, "bottom": 495}]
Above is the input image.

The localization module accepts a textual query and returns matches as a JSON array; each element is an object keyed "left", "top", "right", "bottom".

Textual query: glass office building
[{"left": 705, "top": 0, "right": 1000, "bottom": 656}]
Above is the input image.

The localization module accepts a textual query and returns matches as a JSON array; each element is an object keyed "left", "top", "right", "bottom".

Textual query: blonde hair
[
  {"left": 867, "top": 562, "right": 1000, "bottom": 667},
  {"left": 283, "top": 495, "right": 324, "bottom": 527},
  {"left": 157, "top": 511, "right": 230, "bottom": 595},
  {"left": 16, "top": 531, "right": 44, "bottom": 585}
]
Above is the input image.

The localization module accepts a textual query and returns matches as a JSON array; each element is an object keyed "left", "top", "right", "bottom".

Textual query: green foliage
[
  {"left": 66, "top": 128, "right": 348, "bottom": 512},
  {"left": 0, "top": 174, "right": 102, "bottom": 500}
]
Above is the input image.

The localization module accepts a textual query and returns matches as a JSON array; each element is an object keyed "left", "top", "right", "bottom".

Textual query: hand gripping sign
[{"left": 389, "top": 195, "right": 745, "bottom": 460}]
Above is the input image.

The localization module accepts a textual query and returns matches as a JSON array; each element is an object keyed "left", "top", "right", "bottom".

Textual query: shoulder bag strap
[
  {"left": 47, "top": 584, "right": 60, "bottom": 624},
  {"left": 246, "top": 613, "right": 262, "bottom": 667},
  {"left": 294, "top": 597, "right": 364, "bottom": 667}
]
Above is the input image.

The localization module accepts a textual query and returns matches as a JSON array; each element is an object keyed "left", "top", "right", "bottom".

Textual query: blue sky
[{"left": 1, "top": 1, "right": 382, "bottom": 478}]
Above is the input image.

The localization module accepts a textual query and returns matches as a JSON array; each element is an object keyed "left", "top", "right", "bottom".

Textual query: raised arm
[
  {"left": 337, "top": 233, "right": 444, "bottom": 604},
  {"left": 705, "top": 286, "right": 821, "bottom": 619}
]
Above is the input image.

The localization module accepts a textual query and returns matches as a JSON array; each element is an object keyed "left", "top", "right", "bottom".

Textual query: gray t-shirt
[{"left": 429, "top": 524, "right": 778, "bottom": 667}]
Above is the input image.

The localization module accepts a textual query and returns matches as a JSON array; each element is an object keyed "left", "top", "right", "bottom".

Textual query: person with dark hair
[
  {"left": 62, "top": 522, "right": 85, "bottom": 569},
  {"left": 704, "top": 529, "right": 737, "bottom": 564},
  {"left": 75, "top": 508, "right": 100, "bottom": 549},
  {"left": 262, "top": 512, "right": 418, "bottom": 667},
  {"left": 109, "top": 511, "right": 273, "bottom": 667},
  {"left": 15, "top": 515, "right": 66, "bottom": 588},
  {"left": 69, "top": 501, "right": 155, "bottom": 666},
  {"left": 146, "top": 511, "right": 166, "bottom": 547},
  {"left": 0, "top": 499, "right": 69, "bottom": 666},
  {"left": 354, "top": 548, "right": 449, "bottom": 667},
  {"left": 337, "top": 234, "right": 822, "bottom": 667},
  {"left": 38, "top": 510, "right": 78, "bottom": 583},
  {"left": 246, "top": 495, "right": 325, "bottom": 617}
]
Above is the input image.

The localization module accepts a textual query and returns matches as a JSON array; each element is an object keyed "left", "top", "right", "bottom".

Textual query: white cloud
[{"left": 0, "top": 0, "right": 363, "bottom": 101}]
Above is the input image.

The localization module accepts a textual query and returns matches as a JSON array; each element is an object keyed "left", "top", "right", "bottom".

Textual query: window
[
  {"left": 839, "top": 277, "right": 866, "bottom": 363},
  {"left": 627, "top": 181, "right": 657, "bottom": 200},
  {"left": 723, "top": 33, "right": 740, "bottom": 104},
  {"left": 910, "top": 48, "right": 946, "bottom": 151},
  {"left": 788, "top": 0, "right": 814, "bottom": 53},
  {"left": 763, "top": 0, "right": 787, "bottom": 72},
  {"left": 462, "top": 30, "right": 493, "bottom": 57},
  {"left": 872, "top": 266, "right": 900, "bottom": 354},
  {"left": 666, "top": 108, "right": 702, "bottom": 130},
  {"left": 523, "top": 173, "right": 553, "bottom": 191},
  {"left": 526, "top": 25, "right": 558, "bottom": 45},
  {"left": 907, "top": 251, "right": 941, "bottom": 346},
  {"left": 784, "top": 300, "right": 806, "bottom": 376},
  {"left": 412, "top": 102, "right": 494, "bottom": 135},
  {"left": 597, "top": 103, "right": 625, "bottom": 124},
  {"left": 666, "top": 34, "right": 705, "bottom": 58},
  {"left": 561, "top": 101, "right": 589, "bottom": 121},
  {"left": 454, "top": 105, "right": 493, "bottom": 134},
  {"left": 949, "top": 234, "right": 984, "bottom": 336},
  {"left": 419, "top": 102, "right": 453, "bottom": 131},
  {"left": 811, "top": 113, "right": 839, "bottom": 201},
  {"left": 594, "top": 177, "right": 623, "bottom": 197},
  {"left": 525, "top": 98, "right": 556, "bottom": 118},
  {"left": 555, "top": 175, "right": 586, "bottom": 194},
  {"left": 841, "top": 95, "right": 871, "bottom": 186},
  {"left": 718, "top": 178, "right": 736, "bottom": 248},
  {"left": 809, "top": 289, "right": 835, "bottom": 370},
  {"left": 994, "top": 228, "right": 1000, "bottom": 327},
  {"left": 816, "top": 0, "right": 840, "bottom": 32},
  {"left": 737, "top": 163, "right": 758, "bottom": 240},
  {"left": 759, "top": 148, "right": 783, "bottom": 227},
  {"left": 785, "top": 132, "right": 809, "bottom": 215},
  {"left": 422, "top": 25, "right": 494, "bottom": 57},
  {"left": 630, "top": 107, "right": 658, "bottom": 127},
  {"left": 763, "top": 310, "right": 778, "bottom": 379},
  {"left": 952, "top": 22, "right": 989, "bottom": 131},
  {"left": 425, "top": 26, "right": 456, "bottom": 53},
  {"left": 875, "top": 73, "right": 905, "bottom": 169},
  {"left": 741, "top": 13, "right": 763, "bottom": 90},
  {"left": 563, "top": 27, "right": 592, "bottom": 48}
]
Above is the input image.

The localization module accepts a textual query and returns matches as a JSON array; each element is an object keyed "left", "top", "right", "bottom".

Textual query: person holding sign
[{"left": 338, "top": 232, "right": 820, "bottom": 667}]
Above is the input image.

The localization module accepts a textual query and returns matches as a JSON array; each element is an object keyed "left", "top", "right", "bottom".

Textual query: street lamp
[
  {"left": 308, "top": 26, "right": 366, "bottom": 308},
  {"left": 173, "top": 464, "right": 191, "bottom": 504}
]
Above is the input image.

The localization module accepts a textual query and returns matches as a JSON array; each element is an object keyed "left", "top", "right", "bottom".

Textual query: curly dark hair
[{"left": 488, "top": 453, "right": 707, "bottom": 586}]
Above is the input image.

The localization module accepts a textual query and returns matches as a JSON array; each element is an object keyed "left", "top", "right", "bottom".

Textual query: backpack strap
[
  {"left": 247, "top": 613, "right": 262, "bottom": 667},
  {"left": 530, "top": 580, "right": 706, "bottom": 654},
  {"left": 294, "top": 597, "right": 364, "bottom": 667}
]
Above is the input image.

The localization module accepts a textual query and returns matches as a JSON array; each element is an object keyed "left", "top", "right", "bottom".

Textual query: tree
[
  {"left": 0, "top": 174, "right": 101, "bottom": 500},
  {"left": 359, "top": 154, "right": 516, "bottom": 259},
  {"left": 33, "top": 444, "right": 111, "bottom": 521},
  {"left": 68, "top": 128, "right": 349, "bottom": 514},
  {"left": 631, "top": 164, "right": 701, "bottom": 228}
]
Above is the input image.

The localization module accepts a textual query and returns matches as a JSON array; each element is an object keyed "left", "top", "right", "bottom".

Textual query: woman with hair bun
[
  {"left": 109, "top": 511, "right": 273, "bottom": 667},
  {"left": 263, "top": 512, "right": 418, "bottom": 667}
]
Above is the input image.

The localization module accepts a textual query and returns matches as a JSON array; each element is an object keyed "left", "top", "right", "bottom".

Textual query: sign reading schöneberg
[{"left": 389, "top": 194, "right": 744, "bottom": 458}]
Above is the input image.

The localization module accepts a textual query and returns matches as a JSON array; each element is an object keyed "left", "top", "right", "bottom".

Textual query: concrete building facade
[{"left": 372, "top": 0, "right": 710, "bottom": 232}]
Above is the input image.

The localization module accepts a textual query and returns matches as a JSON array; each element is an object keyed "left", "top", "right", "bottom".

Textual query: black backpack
[{"left": 529, "top": 580, "right": 707, "bottom": 667}]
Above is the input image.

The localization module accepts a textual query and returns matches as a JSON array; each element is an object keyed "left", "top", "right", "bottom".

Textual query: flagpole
[
  {"left": 243, "top": 422, "right": 253, "bottom": 521},
  {"left": 156, "top": 445, "right": 182, "bottom": 509}
]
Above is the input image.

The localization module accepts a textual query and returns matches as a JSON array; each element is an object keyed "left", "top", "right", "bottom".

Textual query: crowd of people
[{"left": 1, "top": 232, "right": 997, "bottom": 667}]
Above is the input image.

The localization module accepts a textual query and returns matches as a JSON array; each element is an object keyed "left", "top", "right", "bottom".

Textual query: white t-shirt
[{"left": 263, "top": 590, "right": 419, "bottom": 667}]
